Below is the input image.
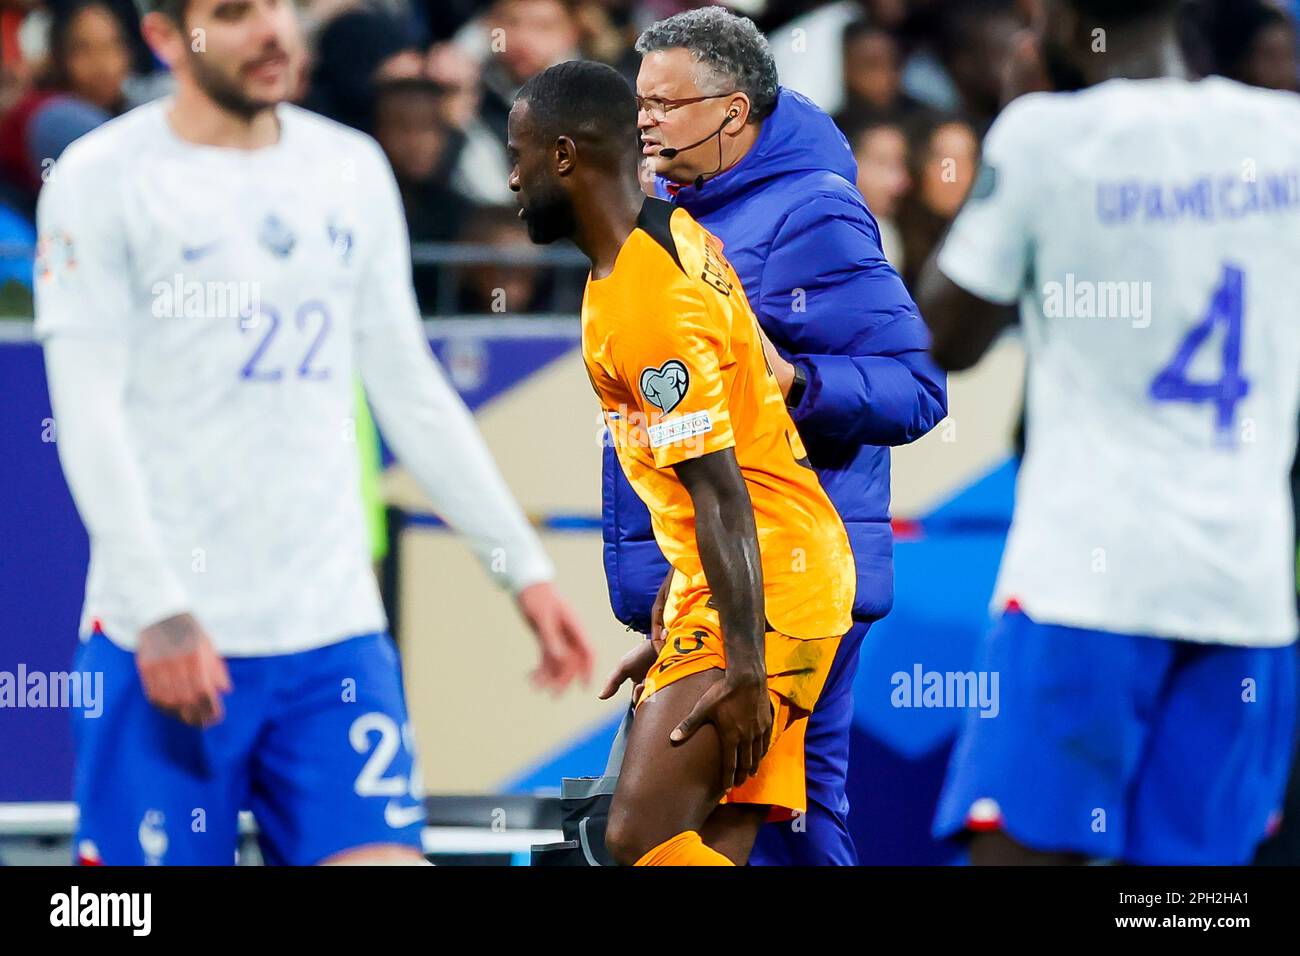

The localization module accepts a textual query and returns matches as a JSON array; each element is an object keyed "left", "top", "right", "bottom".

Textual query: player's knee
[
  {"left": 318, "top": 844, "right": 429, "bottom": 866},
  {"left": 604, "top": 805, "right": 657, "bottom": 866}
]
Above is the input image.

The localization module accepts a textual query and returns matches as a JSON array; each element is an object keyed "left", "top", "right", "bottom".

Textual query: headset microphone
[{"left": 657, "top": 110, "right": 738, "bottom": 160}]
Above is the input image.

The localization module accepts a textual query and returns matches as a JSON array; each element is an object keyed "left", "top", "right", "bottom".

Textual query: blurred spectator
[
  {"left": 45, "top": 0, "right": 130, "bottom": 112},
  {"left": 769, "top": 0, "right": 864, "bottom": 114},
  {"left": 571, "top": 0, "right": 640, "bottom": 79},
  {"left": 306, "top": 9, "right": 423, "bottom": 132},
  {"left": 426, "top": 40, "right": 482, "bottom": 128},
  {"left": 373, "top": 77, "right": 461, "bottom": 198},
  {"left": 93, "top": 0, "right": 152, "bottom": 75},
  {"left": 469, "top": 0, "right": 580, "bottom": 143},
  {"left": 0, "top": 0, "right": 133, "bottom": 213},
  {"left": 1207, "top": 0, "right": 1299, "bottom": 92},
  {"left": 426, "top": 40, "right": 514, "bottom": 205},
  {"left": 834, "top": 16, "right": 930, "bottom": 132},
  {"left": 370, "top": 76, "right": 470, "bottom": 312},
  {"left": 897, "top": 113, "right": 978, "bottom": 288},
  {"left": 840, "top": 20, "right": 908, "bottom": 115},
  {"left": 849, "top": 116, "right": 909, "bottom": 270},
  {"left": 443, "top": 0, "right": 580, "bottom": 204},
  {"left": 771, "top": 0, "right": 1024, "bottom": 126}
]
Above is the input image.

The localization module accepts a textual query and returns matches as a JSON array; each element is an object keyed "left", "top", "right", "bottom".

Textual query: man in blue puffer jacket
[{"left": 602, "top": 7, "right": 947, "bottom": 865}]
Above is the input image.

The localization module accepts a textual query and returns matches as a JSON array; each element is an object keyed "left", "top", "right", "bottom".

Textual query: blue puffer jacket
[{"left": 602, "top": 88, "right": 947, "bottom": 633}]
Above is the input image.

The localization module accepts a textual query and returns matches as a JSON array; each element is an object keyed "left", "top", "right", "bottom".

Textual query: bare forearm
[
  {"left": 917, "top": 245, "right": 1017, "bottom": 373},
  {"left": 691, "top": 480, "right": 765, "bottom": 676}
]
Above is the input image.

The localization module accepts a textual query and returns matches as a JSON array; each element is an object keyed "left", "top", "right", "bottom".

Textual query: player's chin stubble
[
  {"left": 523, "top": 191, "right": 576, "bottom": 245},
  {"left": 188, "top": 48, "right": 283, "bottom": 120}
]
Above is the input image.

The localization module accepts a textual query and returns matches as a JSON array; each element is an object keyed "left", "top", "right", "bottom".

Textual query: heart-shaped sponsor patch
[{"left": 639, "top": 359, "right": 689, "bottom": 414}]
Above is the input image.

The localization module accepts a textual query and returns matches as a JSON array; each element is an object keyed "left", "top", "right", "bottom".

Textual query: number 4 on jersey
[{"left": 1148, "top": 264, "right": 1249, "bottom": 445}]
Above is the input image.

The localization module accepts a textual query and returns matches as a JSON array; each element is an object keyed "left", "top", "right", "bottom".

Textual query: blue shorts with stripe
[
  {"left": 73, "top": 630, "right": 424, "bottom": 865},
  {"left": 933, "top": 610, "right": 1298, "bottom": 864}
]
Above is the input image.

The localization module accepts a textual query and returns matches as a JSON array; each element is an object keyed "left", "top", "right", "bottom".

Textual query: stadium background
[{"left": 0, "top": 0, "right": 1297, "bottom": 863}]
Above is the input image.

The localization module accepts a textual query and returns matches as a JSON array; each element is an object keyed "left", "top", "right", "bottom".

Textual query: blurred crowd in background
[{"left": 0, "top": 0, "right": 1297, "bottom": 316}]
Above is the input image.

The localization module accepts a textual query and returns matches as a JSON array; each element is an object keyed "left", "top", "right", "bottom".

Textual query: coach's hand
[
  {"left": 597, "top": 639, "right": 658, "bottom": 705},
  {"left": 670, "top": 666, "right": 772, "bottom": 792},
  {"left": 517, "top": 582, "right": 594, "bottom": 695},
  {"left": 136, "top": 613, "right": 232, "bottom": 728}
]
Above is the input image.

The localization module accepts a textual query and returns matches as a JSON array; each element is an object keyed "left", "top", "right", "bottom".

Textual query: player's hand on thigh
[
  {"left": 598, "top": 639, "right": 659, "bottom": 704},
  {"left": 516, "top": 581, "right": 595, "bottom": 694},
  {"left": 670, "top": 668, "right": 773, "bottom": 792},
  {"left": 136, "top": 612, "right": 232, "bottom": 727}
]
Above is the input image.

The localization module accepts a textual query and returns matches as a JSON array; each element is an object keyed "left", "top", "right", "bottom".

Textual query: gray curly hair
[{"left": 636, "top": 6, "right": 780, "bottom": 122}]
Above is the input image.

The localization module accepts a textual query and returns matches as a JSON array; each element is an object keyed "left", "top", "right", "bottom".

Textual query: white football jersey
[
  {"left": 939, "top": 77, "right": 1300, "bottom": 646},
  {"left": 36, "top": 100, "right": 551, "bottom": 655}
]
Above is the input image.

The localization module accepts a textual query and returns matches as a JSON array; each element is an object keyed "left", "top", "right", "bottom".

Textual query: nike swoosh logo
[
  {"left": 384, "top": 800, "right": 426, "bottom": 829},
  {"left": 181, "top": 241, "right": 222, "bottom": 261}
]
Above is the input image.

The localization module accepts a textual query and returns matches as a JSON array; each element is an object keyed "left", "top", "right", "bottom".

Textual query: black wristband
[{"left": 785, "top": 362, "right": 808, "bottom": 409}]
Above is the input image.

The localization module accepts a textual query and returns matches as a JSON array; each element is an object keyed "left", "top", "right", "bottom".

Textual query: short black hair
[
  {"left": 1067, "top": 0, "right": 1182, "bottom": 23},
  {"left": 516, "top": 59, "right": 638, "bottom": 162}
]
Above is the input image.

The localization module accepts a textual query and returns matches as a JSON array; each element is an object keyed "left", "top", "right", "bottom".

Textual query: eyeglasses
[{"left": 635, "top": 92, "right": 734, "bottom": 122}]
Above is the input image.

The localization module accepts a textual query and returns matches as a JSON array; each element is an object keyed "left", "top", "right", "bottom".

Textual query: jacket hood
[{"left": 664, "top": 87, "right": 858, "bottom": 216}]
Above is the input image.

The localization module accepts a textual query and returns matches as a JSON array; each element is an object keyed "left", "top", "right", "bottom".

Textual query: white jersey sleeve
[
  {"left": 34, "top": 139, "right": 133, "bottom": 339},
  {"left": 36, "top": 144, "right": 191, "bottom": 634},
  {"left": 351, "top": 143, "right": 554, "bottom": 593},
  {"left": 937, "top": 94, "right": 1051, "bottom": 305}
]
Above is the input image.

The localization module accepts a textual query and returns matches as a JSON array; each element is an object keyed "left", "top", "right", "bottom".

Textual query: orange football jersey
[{"left": 581, "top": 198, "right": 854, "bottom": 640}]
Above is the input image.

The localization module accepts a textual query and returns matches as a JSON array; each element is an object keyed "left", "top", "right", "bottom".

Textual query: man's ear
[
  {"left": 554, "top": 135, "right": 577, "bottom": 177},
  {"left": 139, "top": 10, "right": 185, "bottom": 70},
  {"left": 725, "top": 93, "right": 752, "bottom": 129}
]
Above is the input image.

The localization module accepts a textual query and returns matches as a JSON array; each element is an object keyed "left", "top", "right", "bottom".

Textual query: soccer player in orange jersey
[{"left": 509, "top": 60, "right": 855, "bottom": 865}]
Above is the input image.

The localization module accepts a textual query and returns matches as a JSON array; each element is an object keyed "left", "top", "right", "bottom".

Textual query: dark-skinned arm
[
  {"left": 668, "top": 446, "right": 772, "bottom": 791},
  {"left": 914, "top": 248, "right": 1018, "bottom": 373}
]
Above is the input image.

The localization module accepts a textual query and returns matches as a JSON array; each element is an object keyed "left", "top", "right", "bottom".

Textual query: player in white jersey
[
  {"left": 36, "top": 0, "right": 593, "bottom": 865},
  {"left": 917, "top": 0, "right": 1300, "bottom": 864}
]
